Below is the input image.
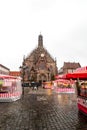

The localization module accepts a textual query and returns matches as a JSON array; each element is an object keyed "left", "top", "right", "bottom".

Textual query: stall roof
[{"left": 66, "top": 66, "right": 87, "bottom": 79}]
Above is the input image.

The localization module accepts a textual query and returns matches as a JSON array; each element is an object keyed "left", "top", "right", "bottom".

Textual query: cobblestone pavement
[{"left": 0, "top": 87, "right": 87, "bottom": 130}]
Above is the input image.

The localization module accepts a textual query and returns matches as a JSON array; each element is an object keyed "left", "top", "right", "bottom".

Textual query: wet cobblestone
[{"left": 0, "top": 88, "right": 87, "bottom": 130}]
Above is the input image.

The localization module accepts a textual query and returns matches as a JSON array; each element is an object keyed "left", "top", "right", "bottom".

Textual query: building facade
[
  {"left": 58, "top": 62, "right": 81, "bottom": 76},
  {"left": 0, "top": 64, "right": 10, "bottom": 75},
  {"left": 20, "top": 34, "right": 58, "bottom": 83}
]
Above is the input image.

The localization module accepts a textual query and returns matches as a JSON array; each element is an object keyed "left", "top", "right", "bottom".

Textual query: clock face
[{"left": 41, "top": 53, "right": 44, "bottom": 57}]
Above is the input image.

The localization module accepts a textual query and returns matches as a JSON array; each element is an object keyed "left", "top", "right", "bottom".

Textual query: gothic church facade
[{"left": 21, "top": 34, "right": 58, "bottom": 83}]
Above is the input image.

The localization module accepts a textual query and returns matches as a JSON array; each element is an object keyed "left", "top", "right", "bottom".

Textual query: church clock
[{"left": 41, "top": 53, "right": 44, "bottom": 57}]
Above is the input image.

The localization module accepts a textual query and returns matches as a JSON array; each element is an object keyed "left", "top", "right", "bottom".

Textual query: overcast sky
[{"left": 0, "top": 0, "right": 87, "bottom": 71}]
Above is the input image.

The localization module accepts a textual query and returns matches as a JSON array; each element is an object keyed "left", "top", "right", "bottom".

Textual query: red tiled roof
[
  {"left": 63, "top": 62, "right": 81, "bottom": 69},
  {"left": 9, "top": 71, "right": 21, "bottom": 76}
]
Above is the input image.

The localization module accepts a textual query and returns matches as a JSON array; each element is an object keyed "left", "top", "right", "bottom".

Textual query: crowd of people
[{"left": 22, "top": 81, "right": 41, "bottom": 90}]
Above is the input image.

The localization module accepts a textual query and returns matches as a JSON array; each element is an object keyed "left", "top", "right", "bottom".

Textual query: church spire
[{"left": 38, "top": 33, "right": 43, "bottom": 47}]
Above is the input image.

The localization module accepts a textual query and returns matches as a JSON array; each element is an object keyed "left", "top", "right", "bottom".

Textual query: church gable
[{"left": 26, "top": 45, "right": 55, "bottom": 64}]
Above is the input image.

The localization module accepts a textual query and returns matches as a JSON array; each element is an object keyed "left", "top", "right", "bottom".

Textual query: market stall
[
  {"left": 0, "top": 74, "right": 22, "bottom": 102},
  {"left": 65, "top": 66, "right": 87, "bottom": 115},
  {"left": 43, "top": 81, "right": 53, "bottom": 89},
  {"left": 53, "top": 79, "right": 75, "bottom": 93}
]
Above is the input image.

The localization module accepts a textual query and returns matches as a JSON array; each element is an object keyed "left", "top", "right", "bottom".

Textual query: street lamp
[{"left": 19, "top": 64, "right": 28, "bottom": 95}]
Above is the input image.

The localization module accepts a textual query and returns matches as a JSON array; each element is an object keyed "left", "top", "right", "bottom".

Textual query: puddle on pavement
[{"left": 37, "top": 96, "right": 47, "bottom": 101}]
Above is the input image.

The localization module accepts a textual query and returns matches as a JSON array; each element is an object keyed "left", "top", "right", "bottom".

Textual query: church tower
[{"left": 38, "top": 34, "right": 43, "bottom": 47}]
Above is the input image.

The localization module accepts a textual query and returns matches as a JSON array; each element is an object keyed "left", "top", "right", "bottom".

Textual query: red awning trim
[{"left": 74, "top": 66, "right": 87, "bottom": 73}]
